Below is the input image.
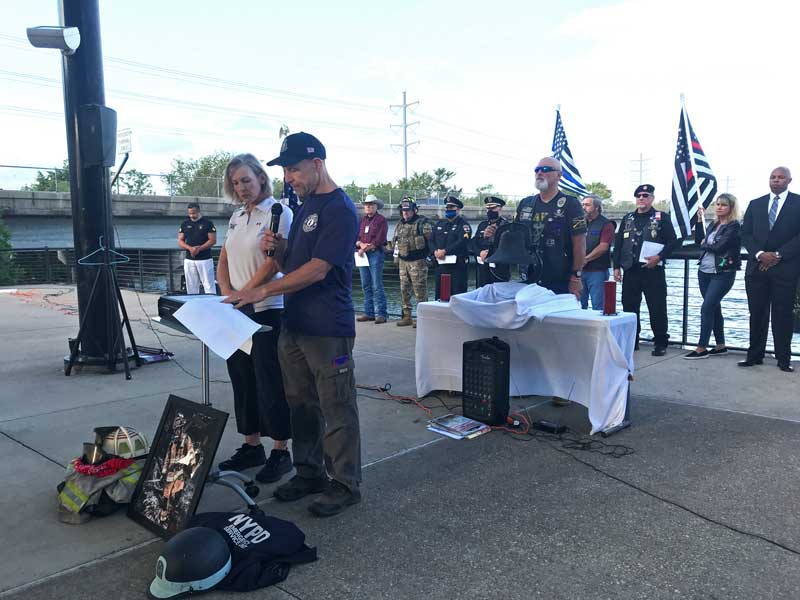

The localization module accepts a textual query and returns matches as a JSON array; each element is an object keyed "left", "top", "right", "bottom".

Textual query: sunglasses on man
[
  {"left": 534, "top": 166, "right": 559, "bottom": 174},
  {"left": 635, "top": 193, "right": 652, "bottom": 199}
]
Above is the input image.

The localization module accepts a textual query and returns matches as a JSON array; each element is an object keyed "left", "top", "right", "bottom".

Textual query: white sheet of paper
[
  {"left": 437, "top": 255, "right": 457, "bottom": 265},
  {"left": 639, "top": 241, "right": 665, "bottom": 263},
  {"left": 354, "top": 252, "right": 370, "bottom": 267},
  {"left": 173, "top": 298, "right": 261, "bottom": 360}
]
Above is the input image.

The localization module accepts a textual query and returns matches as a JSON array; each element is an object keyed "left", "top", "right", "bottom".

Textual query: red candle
[
  {"left": 603, "top": 280, "right": 617, "bottom": 316},
  {"left": 440, "top": 274, "right": 451, "bottom": 302}
]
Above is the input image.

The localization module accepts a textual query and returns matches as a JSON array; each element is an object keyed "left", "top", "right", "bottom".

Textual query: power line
[
  {"left": 0, "top": 34, "right": 386, "bottom": 114},
  {"left": 0, "top": 70, "right": 388, "bottom": 133}
]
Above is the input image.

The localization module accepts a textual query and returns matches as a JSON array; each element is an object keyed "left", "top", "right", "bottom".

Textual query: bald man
[
  {"left": 739, "top": 166, "right": 800, "bottom": 372},
  {"left": 513, "top": 157, "right": 586, "bottom": 297}
]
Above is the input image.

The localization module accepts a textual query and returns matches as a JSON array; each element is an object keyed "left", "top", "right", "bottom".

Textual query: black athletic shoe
[
  {"left": 255, "top": 449, "right": 293, "bottom": 483},
  {"left": 683, "top": 350, "right": 710, "bottom": 360},
  {"left": 651, "top": 346, "right": 667, "bottom": 357},
  {"left": 708, "top": 348, "right": 728, "bottom": 356},
  {"left": 308, "top": 480, "right": 362, "bottom": 517},
  {"left": 218, "top": 443, "right": 266, "bottom": 472},
  {"left": 274, "top": 475, "right": 328, "bottom": 502}
]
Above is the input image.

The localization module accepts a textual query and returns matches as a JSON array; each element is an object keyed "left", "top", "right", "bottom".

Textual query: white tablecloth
[{"left": 415, "top": 301, "right": 637, "bottom": 434}]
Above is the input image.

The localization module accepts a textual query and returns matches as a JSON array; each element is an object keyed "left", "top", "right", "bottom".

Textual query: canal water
[{"left": 5, "top": 216, "right": 798, "bottom": 353}]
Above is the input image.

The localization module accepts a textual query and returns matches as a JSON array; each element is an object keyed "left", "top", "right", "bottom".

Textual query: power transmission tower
[
  {"left": 390, "top": 91, "right": 419, "bottom": 181},
  {"left": 630, "top": 153, "right": 651, "bottom": 185}
]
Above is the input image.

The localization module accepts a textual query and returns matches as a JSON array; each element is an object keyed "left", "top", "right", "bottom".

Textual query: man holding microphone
[{"left": 225, "top": 132, "right": 362, "bottom": 518}]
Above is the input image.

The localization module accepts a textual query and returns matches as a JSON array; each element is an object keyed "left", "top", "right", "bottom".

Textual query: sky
[{"left": 1, "top": 0, "right": 797, "bottom": 204}]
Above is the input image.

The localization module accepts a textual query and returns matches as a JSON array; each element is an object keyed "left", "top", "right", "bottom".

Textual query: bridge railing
[{"left": 1, "top": 246, "right": 798, "bottom": 356}]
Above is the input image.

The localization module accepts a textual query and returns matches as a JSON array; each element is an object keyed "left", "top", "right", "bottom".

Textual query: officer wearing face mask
[
  {"left": 471, "top": 196, "right": 510, "bottom": 286},
  {"left": 432, "top": 196, "right": 472, "bottom": 299}
]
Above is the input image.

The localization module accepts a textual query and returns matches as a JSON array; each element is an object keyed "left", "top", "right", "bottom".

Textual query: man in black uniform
[
  {"left": 471, "top": 196, "right": 510, "bottom": 286},
  {"left": 432, "top": 196, "right": 472, "bottom": 299},
  {"left": 612, "top": 184, "right": 679, "bottom": 356},
  {"left": 178, "top": 202, "right": 217, "bottom": 295},
  {"left": 511, "top": 157, "right": 586, "bottom": 298}
]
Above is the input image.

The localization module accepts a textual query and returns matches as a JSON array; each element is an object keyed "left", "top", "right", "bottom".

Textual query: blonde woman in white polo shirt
[{"left": 216, "top": 153, "right": 294, "bottom": 483}]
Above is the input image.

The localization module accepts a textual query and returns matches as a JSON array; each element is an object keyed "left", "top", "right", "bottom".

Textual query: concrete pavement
[{"left": 1, "top": 285, "right": 799, "bottom": 599}]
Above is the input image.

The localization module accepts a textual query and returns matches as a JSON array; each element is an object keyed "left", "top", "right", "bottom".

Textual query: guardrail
[{"left": 1, "top": 246, "right": 798, "bottom": 356}]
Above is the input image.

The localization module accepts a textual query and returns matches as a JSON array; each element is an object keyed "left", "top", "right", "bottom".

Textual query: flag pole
[{"left": 680, "top": 94, "right": 702, "bottom": 220}]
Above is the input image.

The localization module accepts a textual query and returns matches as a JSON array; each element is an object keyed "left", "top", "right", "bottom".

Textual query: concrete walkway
[{"left": 1, "top": 286, "right": 798, "bottom": 599}]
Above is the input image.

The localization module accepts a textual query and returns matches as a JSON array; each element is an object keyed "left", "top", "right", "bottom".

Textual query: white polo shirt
[{"left": 224, "top": 197, "right": 293, "bottom": 312}]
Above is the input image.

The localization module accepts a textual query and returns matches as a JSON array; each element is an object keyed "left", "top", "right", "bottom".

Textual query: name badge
[{"left": 364, "top": 226, "right": 370, "bottom": 234}]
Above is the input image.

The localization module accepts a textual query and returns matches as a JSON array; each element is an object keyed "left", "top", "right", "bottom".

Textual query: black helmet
[{"left": 149, "top": 527, "right": 231, "bottom": 599}]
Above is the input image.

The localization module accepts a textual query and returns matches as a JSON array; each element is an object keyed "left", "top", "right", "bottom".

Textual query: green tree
[
  {"left": 0, "top": 216, "right": 14, "bottom": 285},
  {"left": 367, "top": 181, "right": 396, "bottom": 203},
  {"left": 272, "top": 178, "right": 284, "bottom": 199},
  {"left": 23, "top": 160, "right": 70, "bottom": 192},
  {"left": 432, "top": 167, "right": 457, "bottom": 193},
  {"left": 118, "top": 169, "right": 154, "bottom": 195},
  {"left": 164, "top": 151, "right": 233, "bottom": 197},
  {"left": 585, "top": 181, "right": 612, "bottom": 200},
  {"left": 406, "top": 171, "right": 435, "bottom": 192},
  {"left": 342, "top": 181, "right": 366, "bottom": 203}
]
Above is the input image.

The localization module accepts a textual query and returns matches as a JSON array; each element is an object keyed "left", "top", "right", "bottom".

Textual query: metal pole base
[
  {"left": 63, "top": 346, "right": 137, "bottom": 374},
  {"left": 599, "top": 420, "right": 631, "bottom": 438}
]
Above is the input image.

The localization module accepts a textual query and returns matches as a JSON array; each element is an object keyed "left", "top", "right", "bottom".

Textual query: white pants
[{"left": 184, "top": 258, "right": 216, "bottom": 294}]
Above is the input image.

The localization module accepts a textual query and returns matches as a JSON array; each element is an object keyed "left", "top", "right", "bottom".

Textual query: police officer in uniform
[
  {"left": 432, "top": 196, "right": 472, "bottom": 299},
  {"left": 392, "top": 198, "right": 433, "bottom": 326},
  {"left": 471, "top": 196, "right": 510, "bottom": 286},
  {"left": 613, "top": 184, "right": 679, "bottom": 356}
]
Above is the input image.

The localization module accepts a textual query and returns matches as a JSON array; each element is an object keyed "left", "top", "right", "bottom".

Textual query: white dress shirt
[{"left": 755, "top": 189, "right": 790, "bottom": 258}]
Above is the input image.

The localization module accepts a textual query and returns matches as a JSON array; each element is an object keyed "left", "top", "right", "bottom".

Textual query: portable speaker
[{"left": 462, "top": 336, "right": 510, "bottom": 425}]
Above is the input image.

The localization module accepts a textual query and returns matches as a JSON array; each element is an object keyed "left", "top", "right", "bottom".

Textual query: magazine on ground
[{"left": 427, "top": 414, "right": 491, "bottom": 440}]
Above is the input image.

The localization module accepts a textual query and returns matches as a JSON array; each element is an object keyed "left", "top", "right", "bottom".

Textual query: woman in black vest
[{"left": 684, "top": 194, "right": 742, "bottom": 359}]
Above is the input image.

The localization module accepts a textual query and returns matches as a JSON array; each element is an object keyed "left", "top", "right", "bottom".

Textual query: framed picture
[{"left": 128, "top": 394, "right": 228, "bottom": 539}]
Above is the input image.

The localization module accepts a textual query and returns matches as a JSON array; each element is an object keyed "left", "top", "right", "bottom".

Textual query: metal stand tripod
[{"left": 65, "top": 238, "right": 141, "bottom": 379}]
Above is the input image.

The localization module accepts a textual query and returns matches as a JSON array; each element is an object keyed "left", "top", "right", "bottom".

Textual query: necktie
[{"left": 769, "top": 195, "right": 779, "bottom": 230}]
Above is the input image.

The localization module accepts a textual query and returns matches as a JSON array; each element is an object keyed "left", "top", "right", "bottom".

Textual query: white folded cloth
[{"left": 449, "top": 282, "right": 579, "bottom": 329}]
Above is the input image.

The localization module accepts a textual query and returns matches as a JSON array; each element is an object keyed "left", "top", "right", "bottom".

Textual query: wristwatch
[{"left": 571, "top": 270, "right": 582, "bottom": 278}]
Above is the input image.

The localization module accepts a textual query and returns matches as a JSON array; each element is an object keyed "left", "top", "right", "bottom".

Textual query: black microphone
[{"left": 267, "top": 203, "right": 283, "bottom": 257}]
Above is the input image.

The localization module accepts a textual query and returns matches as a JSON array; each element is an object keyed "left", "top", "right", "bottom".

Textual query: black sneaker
[
  {"left": 651, "top": 346, "right": 667, "bottom": 357},
  {"left": 274, "top": 475, "right": 328, "bottom": 502},
  {"left": 218, "top": 443, "right": 266, "bottom": 472},
  {"left": 308, "top": 480, "right": 361, "bottom": 518},
  {"left": 708, "top": 347, "right": 728, "bottom": 356},
  {"left": 255, "top": 449, "right": 293, "bottom": 483},
  {"left": 683, "top": 350, "right": 710, "bottom": 360}
]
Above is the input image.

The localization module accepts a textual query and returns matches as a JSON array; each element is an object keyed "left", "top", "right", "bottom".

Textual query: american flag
[
  {"left": 671, "top": 104, "right": 717, "bottom": 238},
  {"left": 551, "top": 109, "right": 588, "bottom": 197}
]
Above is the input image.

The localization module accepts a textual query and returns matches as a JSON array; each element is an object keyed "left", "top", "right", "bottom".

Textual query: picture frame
[{"left": 127, "top": 394, "right": 228, "bottom": 539}]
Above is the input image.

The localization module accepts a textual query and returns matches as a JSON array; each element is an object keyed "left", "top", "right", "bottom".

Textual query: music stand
[{"left": 152, "top": 309, "right": 270, "bottom": 513}]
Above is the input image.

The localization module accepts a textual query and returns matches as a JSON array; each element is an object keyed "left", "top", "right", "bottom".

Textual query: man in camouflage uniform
[{"left": 393, "top": 198, "right": 433, "bottom": 327}]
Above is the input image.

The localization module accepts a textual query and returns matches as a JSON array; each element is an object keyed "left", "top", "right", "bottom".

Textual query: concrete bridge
[{"left": 0, "top": 190, "right": 628, "bottom": 222}]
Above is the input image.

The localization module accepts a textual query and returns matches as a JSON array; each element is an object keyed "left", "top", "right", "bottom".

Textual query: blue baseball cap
[{"left": 267, "top": 132, "right": 326, "bottom": 167}]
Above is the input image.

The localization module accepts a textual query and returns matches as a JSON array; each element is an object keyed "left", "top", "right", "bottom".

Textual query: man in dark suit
[{"left": 739, "top": 166, "right": 800, "bottom": 372}]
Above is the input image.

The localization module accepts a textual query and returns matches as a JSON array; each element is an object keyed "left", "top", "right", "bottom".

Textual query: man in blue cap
[
  {"left": 432, "top": 196, "right": 472, "bottom": 298},
  {"left": 225, "top": 132, "right": 362, "bottom": 517}
]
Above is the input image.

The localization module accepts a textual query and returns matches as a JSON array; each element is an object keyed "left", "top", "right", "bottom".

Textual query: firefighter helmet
[
  {"left": 98, "top": 426, "right": 149, "bottom": 459},
  {"left": 148, "top": 527, "right": 231, "bottom": 599}
]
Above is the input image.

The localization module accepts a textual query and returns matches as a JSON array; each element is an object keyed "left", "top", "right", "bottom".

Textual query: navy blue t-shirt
[{"left": 282, "top": 188, "right": 358, "bottom": 337}]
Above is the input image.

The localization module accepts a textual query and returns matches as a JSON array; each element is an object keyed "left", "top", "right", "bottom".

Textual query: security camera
[{"left": 26, "top": 26, "right": 80, "bottom": 55}]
